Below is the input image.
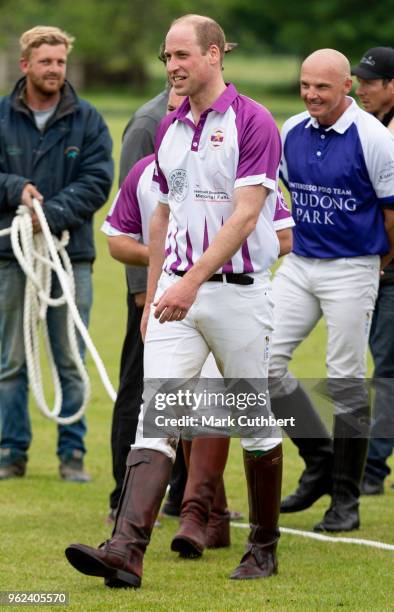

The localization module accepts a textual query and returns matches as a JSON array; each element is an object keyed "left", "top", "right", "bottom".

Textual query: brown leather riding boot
[
  {"left": 206, "top": 477, "right": 231, "bottom": 549},
  {"left": 171, "top": 436, "right": 229, "bottom": 558},
  {"left": 176, "top": 439, "right": 230, "bottom": 549},
  {"left": 65, "top": 449, "right": 172, "bottom": 588},
  {"left": 230, "top": 444, "right": 282, "bottom": 580}
]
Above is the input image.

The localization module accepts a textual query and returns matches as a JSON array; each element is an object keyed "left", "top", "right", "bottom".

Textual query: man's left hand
[{"left": 154, "top": 277, "right": 199, "bottom": 323}]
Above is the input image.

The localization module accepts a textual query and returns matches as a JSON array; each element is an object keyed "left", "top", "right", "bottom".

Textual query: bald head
[
  {"left": 302, "top": 49, "right": 351, "bottom": 81},
  {"left": 300, "top": 48, "right": 353, "bottom": 126}
]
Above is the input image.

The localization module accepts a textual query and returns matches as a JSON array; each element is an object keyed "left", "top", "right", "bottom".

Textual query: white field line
[{"left": 231, "top": 522, "right": 394, "bottom": 551}]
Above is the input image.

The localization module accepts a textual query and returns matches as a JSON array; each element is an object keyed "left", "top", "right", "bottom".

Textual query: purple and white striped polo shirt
[
  {"left": 101, "top": 157, "right": 292, "bottom": 248},
  {"left": 102, "top": 156, "right": 293, "bottom": 245},
  {"left": 153, "top": 83, "right": 282, "bottom": 274}
]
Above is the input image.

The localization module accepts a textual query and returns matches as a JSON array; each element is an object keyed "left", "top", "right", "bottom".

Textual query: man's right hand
[
  {"left": 21, "top": 184, "right": 44, "bottom": 233},
  {"left": 21, "top": 183, "right": 43, "bottom": 209}
]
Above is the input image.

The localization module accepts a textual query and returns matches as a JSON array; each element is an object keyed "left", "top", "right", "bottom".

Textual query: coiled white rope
[
  {"left": 231, "top": 522, "right": 394, "bottom": 551},
  {"left": 0, "top": 199, "right": 117, "bottom": 424}
]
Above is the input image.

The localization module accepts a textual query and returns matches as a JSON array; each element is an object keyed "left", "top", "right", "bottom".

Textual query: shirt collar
[
  {"left": 174, "top": 82, "right": 238, "bottom": 121},
  {"left": 381, "top": 106, "right": 394, "bottom": 128},
  {"left": 305, "top": 96, "right": 358, "bottom": 134},
  {"left": 211, "top": 83, "right": 238, "bottom": 113}
]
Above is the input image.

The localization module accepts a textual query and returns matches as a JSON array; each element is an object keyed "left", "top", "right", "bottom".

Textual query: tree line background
[{"left": 0, "top": 0, "right": 393, "bottom": 88}]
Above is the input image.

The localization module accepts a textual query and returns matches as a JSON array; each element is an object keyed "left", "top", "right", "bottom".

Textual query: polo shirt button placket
[
  {"left": 316, "top": 129, "right": 328, "bottom": 158},
  {"left": 192, "top": 125, "right": 201, "bottom": 151}
]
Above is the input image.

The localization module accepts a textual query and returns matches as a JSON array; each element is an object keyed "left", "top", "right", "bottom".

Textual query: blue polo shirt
[{"left": 280, "top": 98, "right": 394, "bottom": 258}]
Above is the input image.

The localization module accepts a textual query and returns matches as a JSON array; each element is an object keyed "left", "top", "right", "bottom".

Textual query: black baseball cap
[{"left": 351, "top": 47, "right": 394, "bottom": 80}]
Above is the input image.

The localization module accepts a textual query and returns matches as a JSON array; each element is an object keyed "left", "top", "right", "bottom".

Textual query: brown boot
[
  {"left": 171, "top": 437, "right": 229, "bottom": 558},
  {"left": 206, "top": 477, "right": 231, "bottom": 549},
  {"left": 174, "top": 440, "right": 230, "bottom": 549},
  {"left": 65, "top": 449, "right": 172, "bottom": 588},
  {"left": 230, "top": 444, "right": 282, "bottom": 580}
]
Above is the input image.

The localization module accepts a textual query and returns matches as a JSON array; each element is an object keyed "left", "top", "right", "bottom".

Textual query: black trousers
[
  {"left": 109, "top": 293, "right": 187, "bottom": 510},
  {"left": 110, "top": 294, "right": 143, "bottom": 509}
]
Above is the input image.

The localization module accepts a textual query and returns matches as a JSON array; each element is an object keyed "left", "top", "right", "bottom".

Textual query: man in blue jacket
[{"left": 0, "top": 26, "right": 113, "bottom": 482}]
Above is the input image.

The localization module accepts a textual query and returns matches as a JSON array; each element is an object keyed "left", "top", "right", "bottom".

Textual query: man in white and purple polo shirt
[
  {"left": 102, "top": 132, "right": 293, "bottom": 555},
  {"left": 66, "top": 14, "right": 283, "bottom": 588}
]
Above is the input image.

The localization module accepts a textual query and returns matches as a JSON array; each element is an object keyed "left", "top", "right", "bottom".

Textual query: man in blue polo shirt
[{"left": 269, "top": 48, "right": 394, "bottom": 532}]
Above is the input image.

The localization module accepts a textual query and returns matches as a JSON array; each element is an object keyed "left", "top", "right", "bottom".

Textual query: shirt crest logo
[
  {"left": 210, "top": 128, "right": 225, "bottom": 149},
  {"left": 169, "top": 169, "right": 189, "bottom": 202},
  {"left": 64, "top": 145, "right": 80, "bottom": 159}
]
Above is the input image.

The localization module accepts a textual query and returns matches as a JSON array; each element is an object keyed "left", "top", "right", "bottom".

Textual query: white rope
[
  {"left": 0, "top": 199, "right": 117, "bottom": 424},
  {"left": 231, "top": 522, "right": 394, "bottom": 551}
]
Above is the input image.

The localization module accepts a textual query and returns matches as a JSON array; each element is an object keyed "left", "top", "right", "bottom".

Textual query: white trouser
[
  {"left": 269, "top": 253, "right": 380, "bottom": 407},
  {"left": 133, "top": 271, "right": 282, "bottom": 460}
]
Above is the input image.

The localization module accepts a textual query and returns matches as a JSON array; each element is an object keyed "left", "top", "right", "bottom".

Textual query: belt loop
[{"left": 222, "top": 273, "right": 228, "bottom": 284}]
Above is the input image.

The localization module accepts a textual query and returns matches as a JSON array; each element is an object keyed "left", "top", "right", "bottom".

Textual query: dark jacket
[
  {"left": 381, "top": 107, "right": 394, "bottom": 284},
  {"left": 119, "top": 89, "right": 168, "bottom": 295},
  {"left": 0, "top": 78, "right": 113, "bottom": 262}
]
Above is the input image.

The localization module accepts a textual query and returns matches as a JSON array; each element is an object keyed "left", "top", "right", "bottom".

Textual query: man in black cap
[
  {"left": 352, "top": 47, "right": 394, "bottom": 132},
  {"left": 352, "top": 47, "right": 394, "bottom": 495}
]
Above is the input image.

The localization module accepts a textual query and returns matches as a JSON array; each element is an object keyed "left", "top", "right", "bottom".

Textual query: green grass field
[{"left": 1, "top": 60, "right": 393, "bottom": 610}]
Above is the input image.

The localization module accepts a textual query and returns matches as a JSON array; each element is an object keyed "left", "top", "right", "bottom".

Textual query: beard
[{"left": 29, "top": 73, "right": 65, "bottom": 98}]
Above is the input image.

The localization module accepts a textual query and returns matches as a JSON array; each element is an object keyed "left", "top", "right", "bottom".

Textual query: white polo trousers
[
  {"left": 269, "top": 253, "right": 380, "bottom": 398},
  {"left": 133, "top": 271, "right": 282, "bottom": 460}
]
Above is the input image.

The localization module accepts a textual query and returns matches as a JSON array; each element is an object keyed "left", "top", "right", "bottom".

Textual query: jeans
[
  {"left": 365, "top": 283, "right": 394, "bottom": 483},
  {"left": 0, "top": 260, "right": 92, "bottom": 465}
]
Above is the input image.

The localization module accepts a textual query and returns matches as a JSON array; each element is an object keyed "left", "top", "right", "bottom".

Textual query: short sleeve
[
  {"left": 101, "top": 166, "right": 142, "bottom": 239},
  {"left": 234, "top": 102, "right": 281, "bottom": 191}
]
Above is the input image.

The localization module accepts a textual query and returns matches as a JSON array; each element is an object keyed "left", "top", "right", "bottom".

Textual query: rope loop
[{"left": 0, "top": 199, "right": 116, "bottom": 424}]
